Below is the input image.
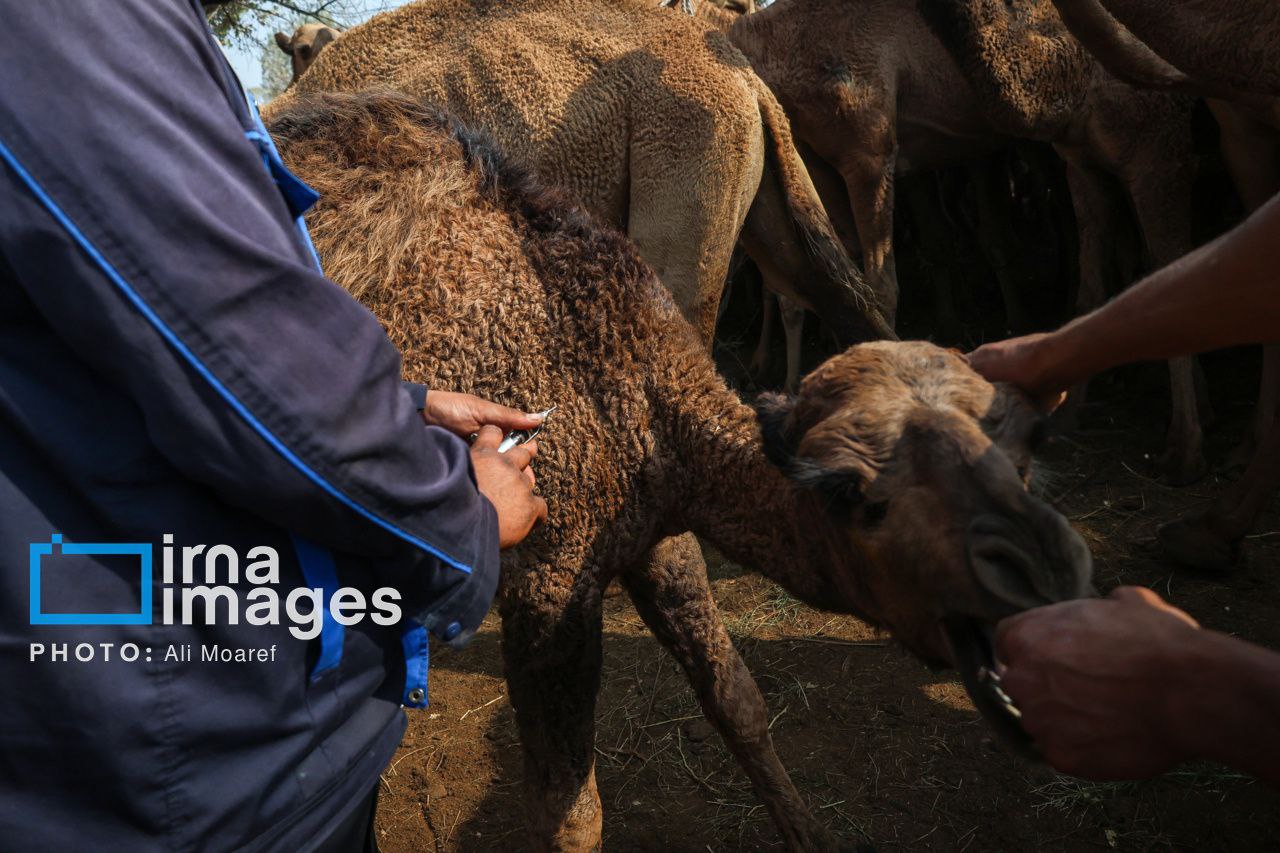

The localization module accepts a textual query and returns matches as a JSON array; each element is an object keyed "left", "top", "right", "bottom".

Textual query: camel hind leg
[
  {"left": 501, "top": 577, "right": 605, "bottom": 852},
  {"left": 1159, "top": 406, "right": 1280, "bottom": 571},
  {"left": 623, "top": 533, "right": 836, "bottom": 851},
  {"left": 779, "top": 296, "right": 805, "bottom": 394},
  {"left": 1121, "top": 136, "right": 1206, "bottom": 484},
  {"left": 1054, "top": 156, "right": 1119, "bottom": 432}
]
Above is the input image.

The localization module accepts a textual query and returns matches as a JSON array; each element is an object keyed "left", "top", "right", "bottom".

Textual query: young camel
[
  {"left": 275, "top": 0, "right": 893, "bottom": 359},
  {"left": 1042, "top": 0, "right": 1280, "bottom": 569},
  {"left": 273, "top": 23, "right": 341, "bottom": 88},
  {"left": 728, "top": 0, "right": 1208, "bottom": 483},
  {"left": 270, "top": 90, "right": 1094, "bottom": 851}
]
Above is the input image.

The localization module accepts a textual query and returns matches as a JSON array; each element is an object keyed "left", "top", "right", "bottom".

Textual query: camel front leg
[
  {"left": 1159, "top": 406, "right": 1280, "bottom": 571},
  {"left": 501, "top": 585, "right": 605, "bottom": 852},
  {"left": 623, "top": 534, "right": 836, "bottom": 851}
]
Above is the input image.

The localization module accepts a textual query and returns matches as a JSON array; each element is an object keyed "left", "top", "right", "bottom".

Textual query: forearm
[
  {"left": 1166, "top": 629, "right": 1280, "bottom": 785},
  {"left": 1036, "top": 192, "right": 1280, "bottom": 389}
]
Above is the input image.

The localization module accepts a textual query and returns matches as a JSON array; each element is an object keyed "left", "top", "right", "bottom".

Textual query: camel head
[
  {"left": 274, "top": 23, "right": 341, "bottom": 87},
  {"left": 756, "top": 340, "right": 1092, "bottom": 754}
]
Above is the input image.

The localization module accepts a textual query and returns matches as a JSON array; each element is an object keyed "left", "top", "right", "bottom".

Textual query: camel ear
[
  {"left": 275, "top": 32, "right": 294, "bottom": 54},
  {"left": 754, "top": 393, "right": 798, "bottom": 470},
  {"left": 756, "top": 393, "right": 871, "bottom": 507}
]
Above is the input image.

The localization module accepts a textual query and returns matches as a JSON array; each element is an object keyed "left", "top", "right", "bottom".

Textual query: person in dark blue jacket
[{"left": 0, "top": 1, "right": 547, "bottom": 849}]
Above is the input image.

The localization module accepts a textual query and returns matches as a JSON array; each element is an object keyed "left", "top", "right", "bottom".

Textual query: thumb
[{"left": 477, "top": 401, "right": 545, "bottom": 432}]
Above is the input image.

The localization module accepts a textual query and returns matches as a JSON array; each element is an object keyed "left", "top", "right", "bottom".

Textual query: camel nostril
[
  {"left": 968, "top": 536, "right": 1047, "bottom": 613},
  {"left": 968, "top": 512, "right": 1095, "bottom": 608},
  {"left": 966, "top": 516, "right": 1051, "bottom": 613}
]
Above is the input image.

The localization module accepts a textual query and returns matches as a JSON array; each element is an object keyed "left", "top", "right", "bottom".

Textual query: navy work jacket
[{"left": 0, "top": 1, "right": 500, "bottom": 849}]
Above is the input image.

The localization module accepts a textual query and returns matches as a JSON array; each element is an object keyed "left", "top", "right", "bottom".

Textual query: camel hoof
[
  {"left": 1159, "top": 444, "right": 1207, "bottom": 486},
  {"left": 1157, "top": 515, "right": 1239, "bottom": 573},
  {"left": 1223, "top": 435, "right": 1258, "bottom": 472}
]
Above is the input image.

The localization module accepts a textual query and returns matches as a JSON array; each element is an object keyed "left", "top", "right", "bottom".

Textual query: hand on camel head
[
  {"left": 966, "top": 333, "right": 1071, "bottom": 414},
  {"left": 469, "top": 425, "right": 547, "bottom": 550},
  {"left": 420, "top": 390, "right": 547, "bottom": 439},
  {"left": 995, "top": 586, "right": 1205, "bottom": 781}
]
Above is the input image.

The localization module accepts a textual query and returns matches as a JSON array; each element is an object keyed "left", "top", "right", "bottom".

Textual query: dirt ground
[{"left": 374, "top": 150, "right": 1280, "bottom": 850}]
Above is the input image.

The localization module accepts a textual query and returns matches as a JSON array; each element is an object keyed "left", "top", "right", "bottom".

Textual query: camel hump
[{"left": 918, "top": 0, "right": 1092, "bottom": 139}]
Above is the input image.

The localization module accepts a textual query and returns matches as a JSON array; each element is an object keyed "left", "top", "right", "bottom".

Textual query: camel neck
[{"left": 653, "top": 372, "right": 837, "bottom": 607}]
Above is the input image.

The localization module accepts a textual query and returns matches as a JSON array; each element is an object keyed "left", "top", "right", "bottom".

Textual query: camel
[
  {"left": 1047, "top": 0, "right": 1280, "bottom": 98},
  {"left": 273, "top": 23, "right": 341, "bottom": 87},
  {"left": 273, "top": 0, "right": 893, "bottom": 366},
  {"left": 1042, "top": 0, "right": 1280, "bottom": 215},
  {"left": 1039, "top": 0, "right": 1280, "bottom": 570},
  {"left": 268, "top": 90, "right": 1094, "bottom": 851},
  {"left": 727, "top": 0, "right": 1207, "bottom": 483}
]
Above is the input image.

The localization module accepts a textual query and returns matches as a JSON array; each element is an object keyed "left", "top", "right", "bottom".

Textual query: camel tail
[{"left": 750, "top": 78, "right": 894, "bottom": 341}]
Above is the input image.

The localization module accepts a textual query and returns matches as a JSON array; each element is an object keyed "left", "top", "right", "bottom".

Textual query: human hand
[
  {"left": 422, "top": 390, "right": 546, "bottom": 440},
  {"left": 967, "top": 333, "right": 1068, "bottom": 412},
  {"left": 995, "top": 586, "right": 1201, "bottom": 780},
  {"left": 470, "top": 425, "right": 548, "bottom": 549}
]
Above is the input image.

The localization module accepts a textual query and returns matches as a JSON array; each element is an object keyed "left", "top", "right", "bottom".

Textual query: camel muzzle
[
  {"left": 965, "top": 510, "right": 1093, "bottom": 616},
  {"left": 946, "top": 506, "right": 1094, "bottom": 759}
]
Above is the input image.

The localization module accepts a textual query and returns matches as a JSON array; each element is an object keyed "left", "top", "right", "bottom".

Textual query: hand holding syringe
[{"left": 495, "top": 406, "right": 556, "bottom": 453}]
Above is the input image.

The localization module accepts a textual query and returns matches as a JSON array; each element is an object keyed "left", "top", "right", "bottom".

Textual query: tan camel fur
[
  {"left": 275, "top": 0, "right": 892, "bottom": 353},
  {"left": 728, "top": 0, "right": 1207, "bottom": 484},
  {"left": 269, "top": 91, "right": 1093, "bottom": 851}
]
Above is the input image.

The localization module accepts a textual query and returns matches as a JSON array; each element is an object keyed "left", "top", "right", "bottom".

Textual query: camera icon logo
[{"left": 29, "top": 534, "right": 153, "bottom": 626}]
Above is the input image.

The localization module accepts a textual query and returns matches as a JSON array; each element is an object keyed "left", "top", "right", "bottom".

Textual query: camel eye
[{"left": 861, "top": 500, "right": 889, "bottom": 527}]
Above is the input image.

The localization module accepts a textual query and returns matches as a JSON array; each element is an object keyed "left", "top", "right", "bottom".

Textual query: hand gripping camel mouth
[
  {"left": 943, "top": 614, "right": 1038, "bottom": 759},
  {"left": 943, "top": 507, "right": 1097, "bottom": 760}
]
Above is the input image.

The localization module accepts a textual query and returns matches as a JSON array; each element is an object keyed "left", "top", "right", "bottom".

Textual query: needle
[{"left": 497, "top": 406, "right": 557, "bottom": 453}]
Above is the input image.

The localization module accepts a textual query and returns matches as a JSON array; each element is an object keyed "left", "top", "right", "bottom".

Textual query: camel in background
[
  {"left": 727, "top": 0, "right": 1207, "bottom": 484},
  {"left": 1043, "top": 0, "right": 1280, "bottom": 570},
  {"left": 273, "top": 23, "right": 341, "bottom": 87},
  {"left": 270, "top": 90, "right": 1092, "bottom": 851},
  {"left": 275, "top": 0, "right": 893, "bottom": 362}
]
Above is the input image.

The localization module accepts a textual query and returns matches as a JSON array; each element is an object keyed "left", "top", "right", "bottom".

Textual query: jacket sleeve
[{"left": 0, "top": 0, "right": 498, "bottom": 643}]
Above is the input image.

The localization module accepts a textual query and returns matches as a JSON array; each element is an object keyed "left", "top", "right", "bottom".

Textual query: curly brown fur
[
  {"left": 271, "top": 90, "right": 1088, "bottom": 852},
  {"left": 270, "top": 0, "right": 890, "bottom": 345},
  {"left": 919, "top": 0, "right": 1091, "bottom": 138}
]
